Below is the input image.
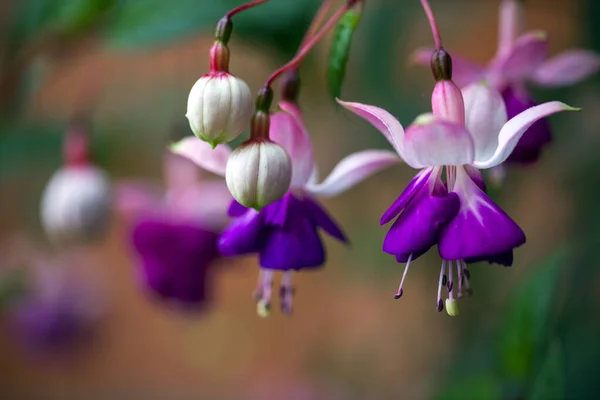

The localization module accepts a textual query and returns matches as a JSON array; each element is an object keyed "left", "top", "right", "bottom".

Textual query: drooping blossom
[
  {"left": 413, "top": 0, "right": 600, "bottom": 166},
  {"left": 0, "top": 237, "right": 107, "bottom": 355},
  {"left": 40, "top": 124, "right": 112, "bottom": 247},
  {"left": 116, "top": 151, "right": 231, "bottom": 310},
  {"left": 172, "top": 100, "right": 400, "bottom": 316},
  {"left": 338, "top": 53, "right": 577, "bottom": 314}
]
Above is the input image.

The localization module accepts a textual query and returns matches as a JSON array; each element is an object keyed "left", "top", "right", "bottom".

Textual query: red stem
[
  {"left": 420, "top": 0, "right": 442, "bottom": 49},
  {"left": 298, "top": 0, "right": 335, "bottom": 53},
  {"left": 226, "top": 0, "right": 269, "bottom": 18},
  {"left": 264, "top": 1, "right": 353, "bottom": 88}
]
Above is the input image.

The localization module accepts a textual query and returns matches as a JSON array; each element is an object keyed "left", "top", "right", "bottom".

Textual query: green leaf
[
  {"left": 104, "top": 0, "right": 319, "bottom": 56},
  {"left": 527, "top": 341, "right": 564, "bottom": 400},
  {"left": 432, "top": 375, "right": 502, "bottom": 400},
  {"left": 327, "top": 6, "right": 362, "bottom": 100},
  {"left": 496, "top": 249, "right": 567, "bottom": 387}
]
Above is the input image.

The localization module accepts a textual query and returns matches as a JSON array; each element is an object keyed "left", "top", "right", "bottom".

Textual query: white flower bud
[
  {"left": 225, "top": 140, "right": 292, "bottom": 210},
  {"left": 186, "top": 73, "right": 253, "bottom": 148},
  {"left": 40, "top": 166, "right": 112, "bottom": 247}
]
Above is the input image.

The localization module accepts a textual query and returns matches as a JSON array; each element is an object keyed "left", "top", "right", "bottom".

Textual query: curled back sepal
[{"left": 327, "top": 1, "right": 363, "bottom": 101}]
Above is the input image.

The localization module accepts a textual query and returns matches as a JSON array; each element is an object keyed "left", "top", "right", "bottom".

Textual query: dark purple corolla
[
  {"left": 413, "top": 0, "right": 599, "bottom": 170},
  {"left": 339, "top": 76, "right": 576, "bottom": 315},
  {"left": 173, "top": 100, "right": 400, "bottom": 316},
  {"left": 116, "top": 152, "right": 231, "bottom": 309}
]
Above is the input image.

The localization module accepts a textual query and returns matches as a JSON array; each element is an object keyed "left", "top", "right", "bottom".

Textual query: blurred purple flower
[
  {"left": 172, "top": 101, "right": 400, "bottom": 316},
  {"left": 413, "top": 0, "right": 600, "bottom": 168},
  {"left": 115, "top": 152, "right": 231, "bottom": 309}
]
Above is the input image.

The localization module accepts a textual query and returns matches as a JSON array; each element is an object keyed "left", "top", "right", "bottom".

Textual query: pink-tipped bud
[
  {"left": 225, "top": 139, "right": 292, "bottom": 210},
  {"left": 186, "top": 72, "right": 253, "bottom": 148},
  {"left": 431, "top": 80, "right": 465, "bottom": 125}
]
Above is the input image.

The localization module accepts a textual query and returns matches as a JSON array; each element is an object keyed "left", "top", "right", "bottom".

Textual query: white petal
[
  {"left": 462, "top": 83, "right": 508, "bottom": 163},
  {"left": 170, "top": 136, "right": 231, "bottom": 177},
  {"left": 305, "top": 150, "right": 400, "bottom": 198},
  {"left": 473, "top": 102, "right": 579, "bottom": 169}
]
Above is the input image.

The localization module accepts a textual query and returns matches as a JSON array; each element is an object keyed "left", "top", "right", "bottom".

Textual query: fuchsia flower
[
  {"left": 337, "top": 51, "right": 577, "bottom": 314},
  {"left": 116, "top": 152, "right": 231, "bottom": 309},
  {"left": 413, "top": 0, "right": 600, "bottom": 165},
  {"left": 172, "top": 100, "right": 399, "bottom": 316}
]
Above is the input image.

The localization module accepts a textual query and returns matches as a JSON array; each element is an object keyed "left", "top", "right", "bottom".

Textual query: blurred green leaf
[
  {"left": 431, "top": 375, "right": 501, "bottom": 400},
  {"left": 0, "top": 268, "right": 29, "bottom": 310},
  {"left": 527, "top": 341, "right": 564, "bottom": 400},
  {"left": 327, "top": 5, "right": 362, "bottom": 100},
  {"left": 496, "top": 249, "right": 566, "bottom": 386},
  {"left": 5, "top": 0, "right": 114, "bottom": 57},
  {"left": 104, "top": 0, "right": 319, "bottom": 57}
]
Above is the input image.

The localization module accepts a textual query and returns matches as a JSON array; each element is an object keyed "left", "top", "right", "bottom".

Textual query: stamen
[
  {"left": 256, "top": 269, "right": 273, "bottom": 318},
  {"left": 456, "top": 261, "right": 463, "bottom": 298},
  {"left": 461, "top": 260, "right": 473, "bottom": 297},
  {"left": 436, "top": 260, "right": 446, "bottom": 311},
  {"left": 447, "top": 260, "right": 455, "bottom": 300},
  {"left": 279, "top": 271, "right": 294, "bottom": 315},
  {"left": 394, "top": 253, "right": 413, "bottom": 299}
]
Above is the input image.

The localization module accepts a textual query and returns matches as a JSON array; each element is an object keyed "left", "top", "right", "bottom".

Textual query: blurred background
[{"left": 0, "top": 0, "right": 599, "bottom": 398}]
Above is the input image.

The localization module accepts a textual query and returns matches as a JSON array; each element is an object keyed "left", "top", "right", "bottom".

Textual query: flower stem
[
  {"left": 420, "top": 0, "right": 442, "bottom": 49},
  {"left": 298, "top": 0, "right": 335, "bottom": 52},
  {"left": 226, "top": 0, "right": 269, "bottom": 18},
  {"left": 264, "top": 0, "right": 356, "bottom": 88}
]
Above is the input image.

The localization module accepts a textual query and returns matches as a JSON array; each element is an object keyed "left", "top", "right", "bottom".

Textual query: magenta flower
[
  {"left": 172, "top": 100, "right": 400, "bottom": 316},
  {"left": 115, "top": 152, "right": 231, "bottom": 310},
  {"left": 338, "top": 76, "right": 577, "bottom": 314},
  {"left": 413, "top": 0, "right": 600, "bottom": 165}
]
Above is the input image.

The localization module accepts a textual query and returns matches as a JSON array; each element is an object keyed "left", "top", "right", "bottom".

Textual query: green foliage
[
  {"left": 103, "top": 0, "right": 319, "bottom": 57},
  {"left": 327, "top": 6, "right": 362, "bottom": 100},
  {"left": 496, "top": 249, "right": 565, "bottom": 386},
  {"left": 0, "top": 268, "right": 29, "bottom": 310},
  {"left": 527, "top": 341, "right": 564, "bottom": 400},
  {"left": 432, "top": 375, "right": 501, "bottom": 400}
]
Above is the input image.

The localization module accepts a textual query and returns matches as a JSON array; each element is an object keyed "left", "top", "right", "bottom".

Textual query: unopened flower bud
[
  {"left": 445, "top": 299, "right": 460, "bottom": 317},
  {"left": 430, "top": 48, "right": 452, "bottom": 81},
  {"left": 431, "top": 80, "right": 465, "bottom": 125},
  {"left": 225, "top": 139, "right": 292, "bottom": 210},
  {"left": 40, "top": 166, "right": 112, "bottom": 247},
  {"left": 186, "top": 72, "right": 253, "bottom": 148}
]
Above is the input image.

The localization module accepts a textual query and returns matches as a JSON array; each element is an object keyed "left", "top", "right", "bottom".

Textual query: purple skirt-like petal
[
  {"left": 502, "top": 86, "right": 553, "bottom": 164},
  {"left": 219, "top": 194, "right": 347, "bottom": 271},
  {"left": 439, "top": 175, "right": 526, "bottom": 263},
  {"left": 383, "top": 176, "right": 460, "bottom": 262},
  {"left": 131, "top": 216, "right": 218, "bottom": 306}
]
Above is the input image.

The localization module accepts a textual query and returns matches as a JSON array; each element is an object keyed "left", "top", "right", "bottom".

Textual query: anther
[
  {"left": 437, "top": 298, "right": 444, "bottom": 312},
  {"left": 393, "top": 288, "right": 403, "bottom": 300}
]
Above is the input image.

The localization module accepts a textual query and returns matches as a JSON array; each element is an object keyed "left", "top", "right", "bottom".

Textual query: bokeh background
[{"left": 1, "top": 0, "right": 599, "bottom": 398}]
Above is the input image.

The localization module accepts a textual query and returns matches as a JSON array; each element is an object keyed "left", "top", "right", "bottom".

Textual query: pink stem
[
  {"left": 226, "top": 0, "right": 269, "bottom": 18},
  {"left": 299, "top": 0, "right": 335, "bottom": 53},
  {"left": 265, "top": 1, "right": 354, "bottom": 87},
  {"left": 420, "top": 0, "right": 442, "bottom": 49}
]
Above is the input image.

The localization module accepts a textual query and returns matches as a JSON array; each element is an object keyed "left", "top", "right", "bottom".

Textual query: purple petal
[
  {"left": 439, "top": 168, "right": 526, "bottom": 262},
  {"left": 465, "top": 250, "right": 514, "bottom": 267},
  {"left": 228, "top": 199, "right": 248, "bottom": 217},
  {"left": 262, "top": 192, "right": 294, "bottom": 227},
  {"left": 305, "top": 150, "right": 400, "bottom": 197},
  {"left": 303, "top": 196, "right": 348, "bottom": 243},
  {"left": 218, "top": 210, "right": 267, "bottom": 256},
  {"left": 383, "top": 179, "right": 460, "bottom": 261},
  {"left": 404, "top": 116, "right": 475, "bottom": 167},
  {"left": 270, "top": 101, "right": 314, "bottom": 187},
  {"left": 132, "top": 217, "right": 218, "bottom": 306},
  {"left": 259, "top": 200, "right": 325, "bottom": 270},
  {"left": 531, "top": 49, "right": 600, "bottom": 87},
  {"left": 502, "top": 87, "right": 552, "bottom": 164},
  {"left": 464, "top": 165, "right": 486, "bottom": 192},
  {"left": 380, "top": 168, "right": 432, "bottom": 225}
]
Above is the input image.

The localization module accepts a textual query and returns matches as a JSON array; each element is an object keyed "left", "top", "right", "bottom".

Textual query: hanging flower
[
  {"left": 413, "top": 0, "right": 600, "bottom": 166},
  {"left": 172, "top": 100, "right": 400, "bottom": 316},
  {"left": 115, "top": 152, "right": 231, "bottom": 310},
  {"left": 338, "top": 75, "right": 577, "bottom": 314}
]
